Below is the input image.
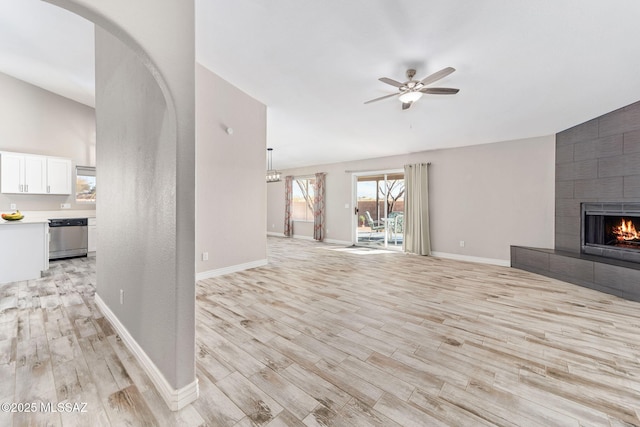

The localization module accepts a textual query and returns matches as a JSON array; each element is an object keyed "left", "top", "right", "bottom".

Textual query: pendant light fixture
[{"left": 266, "top": 148, "right": 281, "bottom": 183}]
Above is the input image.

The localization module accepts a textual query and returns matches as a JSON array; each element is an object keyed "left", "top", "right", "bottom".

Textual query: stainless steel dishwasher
[{"left": 49, "top": 218, "right": 88, "bottom": 260}]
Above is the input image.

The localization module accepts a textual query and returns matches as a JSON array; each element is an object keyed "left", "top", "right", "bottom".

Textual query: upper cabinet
[
  {"left": 24, "top": 155, "right": 48, "bottom": 194},
  {"left": 0, "top": 152, "right": 72, "bottom": 195},
  {"left": 47, "top": 157, "right": 72, "bottom": 195}
]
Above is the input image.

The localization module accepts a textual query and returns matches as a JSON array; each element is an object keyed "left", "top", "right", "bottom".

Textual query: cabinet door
[
  {"left": 24, "top": 155, "right": 47, "bottom": 194},
  {"left": 47, "top": 157, "right": 72, "bottom": 194},
  {"left": 0, "top": 153, "right": 24, "bottom": 193},
  {"left": 88, "top": 218, "right": 97, "bottom": 252}
]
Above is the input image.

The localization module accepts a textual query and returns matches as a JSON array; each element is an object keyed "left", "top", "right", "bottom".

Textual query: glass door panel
[{"left": 355, "top": 172, "right": 404, "bottom": 248}]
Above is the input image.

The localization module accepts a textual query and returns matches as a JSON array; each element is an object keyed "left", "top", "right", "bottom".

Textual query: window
[
  {"left": 76, "top": 166, "right": 96, "bottom": 203},
  {"left": 291, "top": 177, "right": 316, "bottom": 221}
]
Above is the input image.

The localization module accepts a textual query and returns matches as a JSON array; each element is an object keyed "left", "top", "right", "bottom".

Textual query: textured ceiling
[{"left": 3, "top": 1, "right": 640, "bottom": 168}]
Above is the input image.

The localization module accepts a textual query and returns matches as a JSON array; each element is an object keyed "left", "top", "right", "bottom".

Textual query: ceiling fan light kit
[
  {"left": 365, "top": 66, "right": 459, "bottom": 110},
  {"left": 398, "top": 91, "right": 423, "bottom": 104}
]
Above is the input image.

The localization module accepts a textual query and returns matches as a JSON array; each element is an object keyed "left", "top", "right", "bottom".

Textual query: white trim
[
  {"left": 266, "top": 232, "right": 350, "bottom": 246},
  {"left": 94, "top": 294, "right": 199, "bottom": 411},
  {"left": 324, "top": 238, "right": 352, "bottom": 246},
  {"left": 431, "top": 251, "right": 510, "bottom": 267},
  {"left": 196, "top": 259, "right": 268, "bottom": 281}
]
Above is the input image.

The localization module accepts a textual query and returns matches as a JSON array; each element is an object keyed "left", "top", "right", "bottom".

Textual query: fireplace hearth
[{"left": 582, "top": 203, "right": 640, "bottom": 263}]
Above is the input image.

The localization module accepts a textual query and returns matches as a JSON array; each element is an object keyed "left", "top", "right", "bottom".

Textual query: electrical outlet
[
  {"left": 460, "top": 240, "right": 465, "bottom": 248},
  {"left": 61, "top": 203, "right": 71, "bottom": 209},
  {"left": 120, "top": 289, "right": 124, "bottom": 304},
  {"left": 9, "top": 204, "right": 16, "bottom": 210},
  {"left": 202, "top": 252, "right": 209, "bottom": 261}
]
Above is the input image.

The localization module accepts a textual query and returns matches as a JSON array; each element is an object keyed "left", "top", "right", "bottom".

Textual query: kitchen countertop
[
  {"left": 11, "top": 210, "right": 96, "bottom": 221},
  {"left": 0, "top": 217, "right": 49, "bottom": 225}
]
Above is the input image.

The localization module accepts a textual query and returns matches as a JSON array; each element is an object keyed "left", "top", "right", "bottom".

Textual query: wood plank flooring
[{"left": 1, "top": 237, "right": 640, "bottom": 426}]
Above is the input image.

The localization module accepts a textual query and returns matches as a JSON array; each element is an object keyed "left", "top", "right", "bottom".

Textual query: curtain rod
[{"left": 345, "top": 163, "right": 430, "bottom": 173}]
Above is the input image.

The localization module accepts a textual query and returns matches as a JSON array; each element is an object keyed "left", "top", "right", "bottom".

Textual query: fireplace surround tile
[
  {"left": 511, "top": 246, "right": 640, "bottom": 302},
  {"left": 556, "top": 144, "right": 574, "bottom": 164},
  {"left": 556, "top": 118, "right": 599, "bottom": 145},
  {"left": 574, "top": 177, "right": 623, "bottom": 199},
  {"left": 573, "top": 134, "right": 622, "bottom": 162},
  {"left": 623, "top": 175, "right": 640, "bottom": 198},
  {"left": 549, "top": 254, "right": 594, "bottom": 283},
  {"left": 623, "top": 129, "right": 640, "bottom": 153}
]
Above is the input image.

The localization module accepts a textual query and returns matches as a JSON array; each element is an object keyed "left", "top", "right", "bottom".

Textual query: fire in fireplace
[
  {"left": 611, "top": 218, "right": 640, "bottom": 245},
  {"left": 582, "top": 203, "right": 640, "bottom": 263}
]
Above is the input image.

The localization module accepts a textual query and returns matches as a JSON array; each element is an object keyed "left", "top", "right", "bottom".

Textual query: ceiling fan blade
[
  {"left": 364, "top": 93, "right": 399, "bottom": 104},
  {"left": 379, "top": 77, "right": 405, "bottom": 88},
  {"left": 421, "top": 87, "right": 460, "bottom": 95},
  {"left": 419, "top": 67, "right": 455, "bottom": 86},
  {"left": 402, "top": 102, "right": 412, "bottom": 110}
]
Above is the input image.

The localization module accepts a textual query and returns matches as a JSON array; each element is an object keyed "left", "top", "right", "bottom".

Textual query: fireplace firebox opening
[{"left": 582, "top": 203, "right": 640, "bottom": 263}]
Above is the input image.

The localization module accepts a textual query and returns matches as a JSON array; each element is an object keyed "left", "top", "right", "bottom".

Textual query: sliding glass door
[{"left": 354, "top": 171, "right": 404, "bottom": 248}]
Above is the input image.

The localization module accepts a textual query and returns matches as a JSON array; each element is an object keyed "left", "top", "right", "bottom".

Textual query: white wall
[
  {"left": 0, "top": 71, "right": 96, "bottom": 211},
  {"left": 267, "top": 135, "right": 556, "bottom": 263},
  {"left": 196, "top": 64, "right": 267, "bottom": 275}
]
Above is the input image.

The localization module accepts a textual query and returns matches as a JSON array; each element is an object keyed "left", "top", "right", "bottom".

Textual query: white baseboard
[
  {"left": 431, "top": 251, "right": 510, "bottom": 267},
  {"left": 196, "top": 259, "right": 268, "bottom": 281},
  {"left": 324, "top": 238, "right": 353, "bottom": 246},
  {"left": 94, "top": 294, "right": 199, "bottom": 411},
  {"left": 266, "top": 232, "right": 350, "bottom": 246}
]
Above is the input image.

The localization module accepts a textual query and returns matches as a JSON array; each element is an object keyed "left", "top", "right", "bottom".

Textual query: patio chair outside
[{"left": 364, "top": 211, "right": 385, "bottom": 240}]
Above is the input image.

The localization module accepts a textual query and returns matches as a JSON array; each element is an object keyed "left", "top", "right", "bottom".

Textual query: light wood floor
[{"left": 1, "top": 237, "right": 640, "bottom": 426}]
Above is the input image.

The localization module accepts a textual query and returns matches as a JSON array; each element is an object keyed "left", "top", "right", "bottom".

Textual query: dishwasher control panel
[{"left": 49, "top": 218, "right": 88, "bottom": 227}]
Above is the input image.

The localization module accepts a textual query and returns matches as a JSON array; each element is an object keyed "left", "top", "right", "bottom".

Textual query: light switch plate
[{"left": 9, "top": 204, "right": 16, "bottom": 210}]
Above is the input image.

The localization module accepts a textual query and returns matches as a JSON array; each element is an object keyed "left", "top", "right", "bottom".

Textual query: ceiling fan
[{"left": 365, "top": 67, "right": 459, "bottom": 110}]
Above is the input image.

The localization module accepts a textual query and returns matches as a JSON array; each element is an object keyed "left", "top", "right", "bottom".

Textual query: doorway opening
[{"left": 354, "top": 171, "right": 404, "bottom": 249}]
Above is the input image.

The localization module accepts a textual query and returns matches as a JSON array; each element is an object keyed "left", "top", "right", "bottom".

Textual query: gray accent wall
[{"left": 555, "top": 100, "right": 640, "bottom": 253}]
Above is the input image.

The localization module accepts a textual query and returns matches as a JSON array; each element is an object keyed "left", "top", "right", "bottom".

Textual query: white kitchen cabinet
[
  {"left": 0, "top": 220, "right": 49, "bottom": 283},
  {"left": 24, "top": 155, "right": 47, "bottom": 194},
  {"left": 47, "top": 157, "right": 72, "bottom": 194},
  {"left": 0, "top": 152, "right": 24, "bottom": 193},
  {"left": 1, "top": 152, "right": 47, "bottom": 194},
  {"left": 88, "top": 217, "right": 97, "bottom": 253},
  {"left": 0, "top": 151, "right": 71, "bottom": 195}
]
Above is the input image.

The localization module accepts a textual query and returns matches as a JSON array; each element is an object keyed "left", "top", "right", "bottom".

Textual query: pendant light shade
[{"left": 266, "top": 148, "right": 281, "bottom": 183}]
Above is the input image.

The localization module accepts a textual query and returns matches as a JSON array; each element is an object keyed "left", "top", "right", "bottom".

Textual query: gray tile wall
[{"left": 555, "top": 100, "right": 640, "bottom": 253}]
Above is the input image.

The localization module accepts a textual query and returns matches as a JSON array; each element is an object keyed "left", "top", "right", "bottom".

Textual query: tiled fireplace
[{"left": 511, "top": 100, "right": 640, "bottom": 302}]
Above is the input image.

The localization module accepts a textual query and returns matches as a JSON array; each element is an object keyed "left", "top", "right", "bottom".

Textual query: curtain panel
[
  {"left": 313, "top": 172, "right": 327, "bottom": 241},
  {"left": 284, "top": 175, "right": 293, "bottom": 237},
  {"left": 403, "top": 163, "right": 431, "bottom": 255}
]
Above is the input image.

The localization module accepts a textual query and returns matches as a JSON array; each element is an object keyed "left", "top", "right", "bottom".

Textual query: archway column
[{"left": 44, "top": 0, "right": 197, "bottom": 410}]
